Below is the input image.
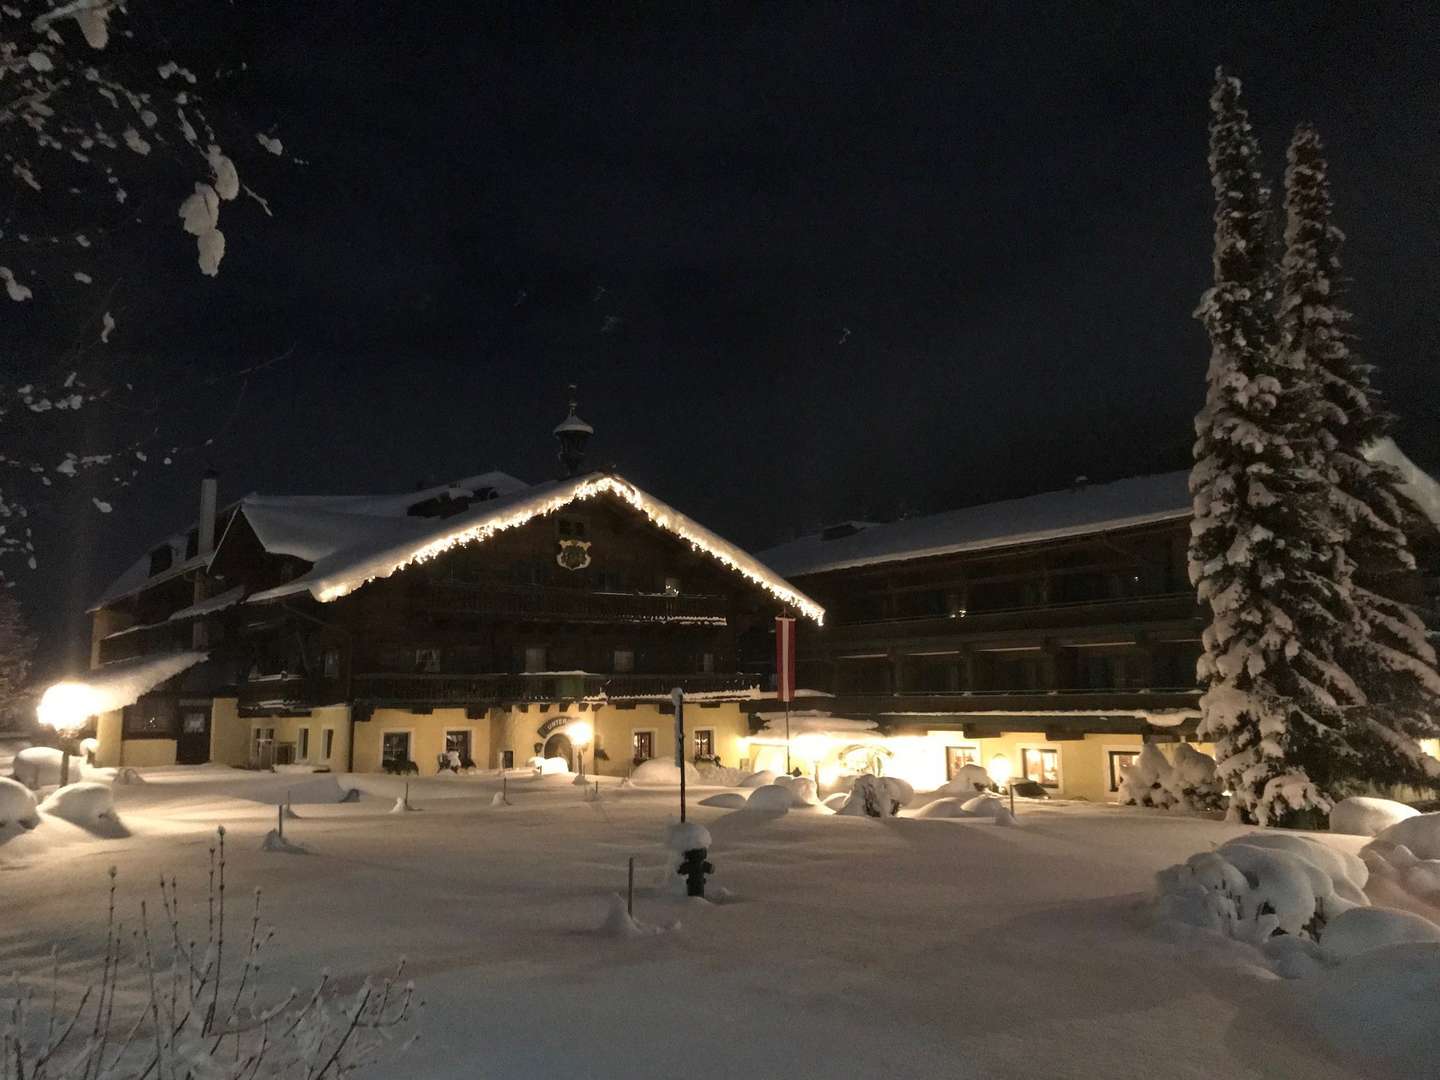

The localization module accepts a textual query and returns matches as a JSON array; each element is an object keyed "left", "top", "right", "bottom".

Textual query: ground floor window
[
  {"left": 1108, "top": 750, "right": 1141, "bottom": 792},
  {"left": 694, "top": 728, "right": 715, "bottom": 760},
  {"left": 501, "top": 749, "right": 514, "bottom": 769},
  {"left": 632, "top": 730, "right": 654, "bottom": 764},
  {"left": 125, "top": 699, "right": 176, "bottom": 737},
  {"left": 298, "top": 727, "right": 310, "bottom": 761},
  {"left": 945, "top": 745, "right": 981, "bottom": 779},
  {"left": 382, "top": 732, "right": 412, "bottom": 766},
  {"left": 322, "top": 728, "right": 335, "bottom": 760},
  {"left": 1022, "top": 747, "right": 1060, "bottom": 788},
  {"left": 446, "top": 730, "right": 472, "bottom": 762}
]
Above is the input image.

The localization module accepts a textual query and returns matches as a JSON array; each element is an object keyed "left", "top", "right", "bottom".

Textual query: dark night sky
[{"left": 16, "top": 1, "right": 1440, "bottom": 675}]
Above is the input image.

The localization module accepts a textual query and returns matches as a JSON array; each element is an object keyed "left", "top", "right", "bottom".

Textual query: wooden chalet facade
[{"left": 75, "top": 404, "right": 823, "bottom": 775}]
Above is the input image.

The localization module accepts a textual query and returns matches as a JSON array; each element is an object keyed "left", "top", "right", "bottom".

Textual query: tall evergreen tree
[
  {"left": 0, "top": 590, "right": 35, "bottom": 728},
  {"left": 1279, "top": 123, "right": 1440, "bottom": 790},
  {"left": 1189, "top": 70, "right": 1361, "bottom": 827}
]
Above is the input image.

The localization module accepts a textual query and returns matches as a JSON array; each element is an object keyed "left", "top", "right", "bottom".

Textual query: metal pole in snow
[
  {"left": 404, "top": 781, "right": 410, "bottom": 811},
  {"left": 672, "top": 686, "right": 686, "bottom": 823},
  {"left": 627, "top": 856, "right": 635, "bottom": 918},
  {"left": 277, "top": 803, "right": 284, "bottom": 839},
  {"left": 784, "top": 700, "right": 791, "bottom": 775}
]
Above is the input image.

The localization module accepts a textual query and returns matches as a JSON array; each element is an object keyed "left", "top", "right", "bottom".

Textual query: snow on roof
[
  {"left": 247, "top": 472, "right": 825, "bottom": 623},
  {"left": 1366, "top": 438, "right": 1440, "bottom": 533},
  {"left": 89, "top": 471, "right": 529, "bottom": 611},
  {"left": 37, "top": 650, "right": 208, "bottom": 731},
  {"left": 101, "top": 585, "right": 248, "bottom": 641},
  {"left": 760, "top": 471, "right": 1194, "bottom": 578},
  {"left": 553, "top": 413, "right": 594, "bottom": 435}
]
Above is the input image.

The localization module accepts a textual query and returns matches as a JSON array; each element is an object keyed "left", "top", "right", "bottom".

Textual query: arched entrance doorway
[{"left": 543, "top": 733, "right": 574, "bottom": 770}]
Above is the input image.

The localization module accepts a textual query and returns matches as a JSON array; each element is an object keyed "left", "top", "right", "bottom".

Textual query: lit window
[
  {"left": 694, "top": 729, "right": 715, "bottom": 758},
  {"left": 945, "top": 745, "right": 981, "bottom": 779},
  {"left": 1022, "top": 748, "right": 1060, "bottom": 788},
  {"left": 632, "top": 730, "right": 654, "bottom": 762},
  {"left": 414, "top": 648, "right": 441, "bottom": 673},
  {"left": 446, "top": 730, "right": 471, "bottom": 760},
  {"left": 1108, "top": 750, "right": 1141, "bottom": 792},
  {"left": 382, "top": 732, "right": 411, "bottom": 766},
  {"left": 663, "top": 576, "right": 681, "bottom": 595}
]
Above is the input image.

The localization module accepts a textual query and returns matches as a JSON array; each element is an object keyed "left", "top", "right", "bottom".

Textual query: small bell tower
[{"left": 553, "top": 385, "right": 594, "bottom": 477}]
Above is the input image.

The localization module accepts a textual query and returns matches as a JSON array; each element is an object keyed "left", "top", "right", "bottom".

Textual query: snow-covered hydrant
[{"left": 677, "top": 847, "right": 714, "bottom": 898}]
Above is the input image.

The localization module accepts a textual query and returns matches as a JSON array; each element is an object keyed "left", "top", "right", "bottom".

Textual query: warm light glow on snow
[
  {"left": 791, "top": 733, "right": 829, "bottom": 763},
  {"left": 308, "top": 475, "right": 825, "bottom": 624},
  {"left": 37, "top": 682, "right": 99, "bottom": 734}
]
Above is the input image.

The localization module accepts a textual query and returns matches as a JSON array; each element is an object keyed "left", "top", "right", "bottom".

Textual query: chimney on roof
[
  {"left": 198, "top": 468, "right": 218, "bottom": 556},
  {"left": 553, "top": 385, "right": 594, "bottom": 478}
]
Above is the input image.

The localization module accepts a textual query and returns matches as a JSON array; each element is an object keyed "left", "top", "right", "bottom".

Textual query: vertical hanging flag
[{"left": 775, "top": 615, "right": 796, "bottom": 703}]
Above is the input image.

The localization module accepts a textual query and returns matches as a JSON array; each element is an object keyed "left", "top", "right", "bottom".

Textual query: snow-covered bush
[
  {"left": 698, "top": 792, "right": 747, "bottom": 810},
  {"left": 0, "top": 828, "right": 416, "bottom": 1078},
  {"left": 773, "top": 774, "right": 820, "bottom": 806},
  {"left": 1330, "top": 797, "right": 1419, "bottom": 837},
  {"left": 744, "top": 785, "right": 793, "bottom": 813},
  {"left": 912, "top": 797, "right": 972, "bottom": 819},
  {"left": 695, "top": 762, "right": 746, "bottom": 786},
  {"left": 1320, "top": 907, "right": 1440, "bottom": 958},
  {"left": 1117, "top": 744, "right": 1225, "bottom": 812},
  {"left": 38, "top": 781, "right": 113, "bottom": 824},
  {"left": 1360, "top": 817, "right": 1440, "bottom": 907},
  {"left": 631, "top": 759, "right": 701, "bottom": 787},
  {"left": 535, "top": 756, "right": 570, "bottom": 776},
  {"left": 0, "top": 777, "right": 38, "bottom": 827},
  {"left": 1155, "top": 833, "right": 1369, "bottom": 945},
  {"left": 739, "top": 769, "right": 777, "bottom": 788},
  {"left": 936, "top": 763, "right": 992, "bottom": 796},
  {"left": 960, "top": 794, "right": 1007, "bottom": 818},
  {"left": 11, "top": 746, "right": 83, "bottom": 789},
  {"left": 835, "top": 774, "right": 909, "bottom": 817},
  {"left": 1368, "top": 812, "right": 1440, "bottom": 860},
  {"left": 1116, "top": 744, "right": 1174, "bottom": 808}
]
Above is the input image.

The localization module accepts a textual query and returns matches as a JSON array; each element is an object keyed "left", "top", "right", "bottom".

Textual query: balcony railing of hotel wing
[
  {"left": 828, "top": 591, "right": 1200, "bottom": 634},
  {"left": 411, "top": 581, "right": 729, "bottom": 624},
  {"left": 822, "top": 687, "right": 1201, "bottom": 712},
  {"left": 350, "top": 670, "right": 760, "bottom": 705}
]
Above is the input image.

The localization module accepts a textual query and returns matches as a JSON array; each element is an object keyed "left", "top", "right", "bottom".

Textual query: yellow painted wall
[
  {"left": 352, "top": 708, "right": 484, "bottom": 775},
  {"left": 94, "top": 710, "right": 123, "bottom": 767},
  {"left": 210, "top": 697, "right": 249, "bottom": 766},
  {"left": 120, "top": 739, "right": 178, "bottom": 767},
  {"left": 247, "top": 705, "right": 355, "bottom": 770}
]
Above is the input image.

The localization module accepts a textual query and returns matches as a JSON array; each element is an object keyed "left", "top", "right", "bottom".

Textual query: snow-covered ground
[{"left": 0, "top": 766, "right": 1418, "bottom": 1078}]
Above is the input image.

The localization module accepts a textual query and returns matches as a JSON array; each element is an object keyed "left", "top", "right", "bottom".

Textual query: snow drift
[
  {"left": 630, "top": 759, "right": 702, "bottom": 787},
  {"left": 38, "top": 782, "right": 115, "bottom": 825},
  {"left": 11, "top": 747, "right": 86, "bottom": 789},
  {"left": 1329, "top": 797, "right": 1418, "bottom": 838},
  {"left": 0, "top": 777, "right": 38, "bottom": 827}
]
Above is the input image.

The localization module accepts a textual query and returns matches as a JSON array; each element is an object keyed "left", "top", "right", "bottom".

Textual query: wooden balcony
[
  {"left": 238, "top": 673, "right": 322, "bottom": 711},
  {"left": 411, "top": 581, "right": 728, "bottom": 625},
  {"left": 350, "top": 670, "right": 760, "bottom": 706},
  {"left": 823, "top": 591, "right": 1201, "bottom": 648}
]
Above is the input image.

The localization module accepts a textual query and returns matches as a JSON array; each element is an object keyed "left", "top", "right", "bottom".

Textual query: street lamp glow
[
  {"left": 568, "top": 720, "right": 593, "bottom": 748},
  {"left": 37, "top": 682, "right": 97, "bottom": 736},
  {"left": 987, "top": 754, "right": 1012, "bottom": 789},
  {"left": 791, "top": 733, "right": 829, "bottom": 764}
]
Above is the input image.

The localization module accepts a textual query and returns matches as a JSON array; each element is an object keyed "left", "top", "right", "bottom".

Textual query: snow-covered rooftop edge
[
  {"left": 37, "top": 651, "right": 208, "bottom": 731},
  {"left": 249, "top": 473, "right": 826, "bottom": 624}
]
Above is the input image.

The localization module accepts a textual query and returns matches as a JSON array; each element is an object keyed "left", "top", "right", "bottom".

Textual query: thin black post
[
  {"left": 627, "top": 856, "right": 635, "bottom": 918},
  {"left": 277, "top": 803, "right": 284, "bottom": 839},
  {"left": 672, "top": 686, "right": 686, "bottom": 823}
]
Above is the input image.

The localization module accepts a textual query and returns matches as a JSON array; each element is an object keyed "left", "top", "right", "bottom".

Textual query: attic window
[
  {"left": 820, "top": 523, "right": 861, "bottom": 541},
  {"left": 149, "top": 545, "right": 174, "bottom": 576},
  {"left": 559, "top": 518, "right": 587, "bottom": 539}
]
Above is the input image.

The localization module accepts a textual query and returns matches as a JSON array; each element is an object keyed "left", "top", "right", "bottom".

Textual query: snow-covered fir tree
[
  {"left": 1189, "top": 69, "right": 1362, "bottom": 827},
  {"left": 0, "top": 589, "right": 35, "bottom": 727},
  {"left": 1278, "top": 122, "right": 1440, "bottom": 791}
]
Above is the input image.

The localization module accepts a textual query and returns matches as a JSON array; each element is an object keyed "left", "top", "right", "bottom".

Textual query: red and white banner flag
[{"left": 775, "top": 615, "right": 796, "bottom": 703}]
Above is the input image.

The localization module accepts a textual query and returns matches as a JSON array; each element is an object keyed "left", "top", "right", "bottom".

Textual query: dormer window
[{"left": 149, "top": 545, "right": 174, "bottom": 576}]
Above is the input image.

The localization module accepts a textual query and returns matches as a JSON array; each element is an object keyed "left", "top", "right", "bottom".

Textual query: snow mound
[
  {"left": 911, "top": 797, "right": 973, "bottom": 819},
  {"left": 596, "top": 893, "right": 671, "bottom": 938},
  {"left": 0, "top": 777, "right": 38, "bottom": 827},
  {"left": 1297, "top": 943, "right": 1440, "bottom": 1077},
  {"left": 630, "top": 759, "right": 701, "bottom": 787},
  {"left": 38, "top": 782, "right": 114, "bottom": 825},
  {"left": 1321, "top": 906, "right": 1440, "bottom": 958},
  {"left": 935, "top": 764, "right": 991, "bottom": 796},
  {"left": 739, "top": 770, "right": 777, "bottom": 788},
  {"left": 1370, "top": 813, "right": 1440, "bottom": 860},
  {"left": 993, "top": 806, "right": 1019, "bottom": 827},
  {"left": 696, "top": 763, "right": 747, "bottom": 786},
  {"left": 489, "top": 791, "right": 511, "bottom": 807},
  {"left": 536, "top": 756, "right": 570, "bottom": 776},
  {"left": 773, "top": 774, "right": 819, "bottom": 806},
  {"left": 12, "top": 747, "right": 84, "bottom": 789},
  {"left": 699, "top": 793, "right": 747, "bottom": 809},
  {"left": 260, "top": 829, "right": 308, "bottom": 854},
  {"left": 821, "top": 792, "right": 849, "bottom": 811},
  {"left": 835, "top": 774, "right": 909, "bottom": 817},
  {"left": 666, "top": 821, "right": 712, "bottom": 852},
  {"left": 1360, "top": 837, "right": 1440, "bottom": 908},
  {"left": 1156, "top": 833, "right": 1370, "bottom": 949},
  {"left": 389, "top": 796, "right": 418, "bottom": 813},
  {"left": 744, "top": 785, "right": 793, "bottom": 814},
  {"left": 960, "top": 794, "right": 1007, "bottom": 818},
  {"left": 1330, "top": 797, "right": 1419, "bottom": 837}
]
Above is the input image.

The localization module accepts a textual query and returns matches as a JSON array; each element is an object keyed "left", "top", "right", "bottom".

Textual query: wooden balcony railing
[
  {"left": 411, "top": 582, "right": 728, "bottom": 625},
  {"left": 350, "top": 670, "right": 760, "bottom": 706},
  {"left": 826, "top": 591, "right": 1200, "bottom": 640}
]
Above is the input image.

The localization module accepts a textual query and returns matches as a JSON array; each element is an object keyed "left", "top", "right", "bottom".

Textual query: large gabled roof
[{"left": 246, "top": 472, "right": 825, "bottom": 623}]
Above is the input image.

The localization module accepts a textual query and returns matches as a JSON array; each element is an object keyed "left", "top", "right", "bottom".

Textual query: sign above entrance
[{"left": 537, "top": 714, "right": 577, "bottom": 738}]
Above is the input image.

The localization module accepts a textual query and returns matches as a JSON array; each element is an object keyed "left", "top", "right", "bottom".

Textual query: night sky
[{"left": 16, "top": 2, "right": 1440, "bottom": 675}]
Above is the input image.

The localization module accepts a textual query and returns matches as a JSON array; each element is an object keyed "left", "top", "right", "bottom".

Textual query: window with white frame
[
  {"left": 694, "top": 728, "right": 715, "bottom": 759},
  {"left": 382, "top": 732, "right": 411, "bottom": 766},
  {"left": 1022, "top": 747, "right": 1060, "bottom": 788},
  {"left": 632, "top": 730, "right": 654, "bottom": 762}
]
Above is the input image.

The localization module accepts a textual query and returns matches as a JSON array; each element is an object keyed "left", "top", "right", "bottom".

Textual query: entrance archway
[{"left": 543, "top": 733, "right": 574, "bottom": 770}]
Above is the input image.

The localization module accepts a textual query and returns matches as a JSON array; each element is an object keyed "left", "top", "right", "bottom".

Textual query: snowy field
[{"left": 0, "top": 765, "right": 1427, "bottom": 1079}]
